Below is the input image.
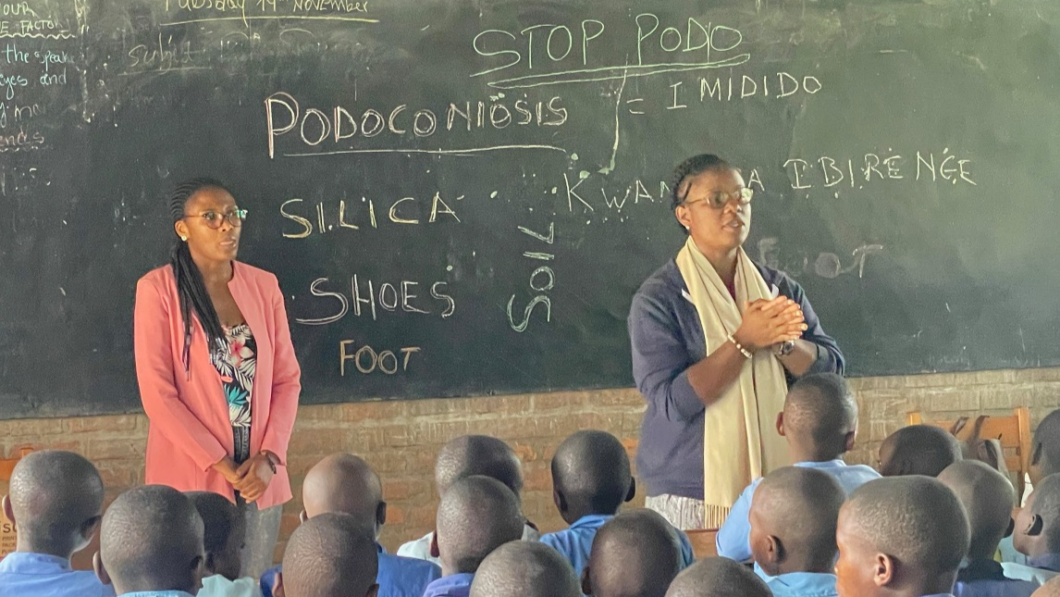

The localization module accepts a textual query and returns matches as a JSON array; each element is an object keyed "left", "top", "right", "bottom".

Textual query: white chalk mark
[
  {"left": 599, "top": 68, "right": 627, "bottom": 176},
  {"left": 160, "top": 15, "right": 379, "bottom": 27},
  {"left": 1019, "top": 326, "right": 1027, "bottom": 353},
  {"left": 284, "top": 144, "right": 567, "bottom": 158},
  {"left": 0, "top": 32, "right": 76, "bottom": 39},
  {"left": 486, "top": 55, "right": 750, "bottom": 89}
]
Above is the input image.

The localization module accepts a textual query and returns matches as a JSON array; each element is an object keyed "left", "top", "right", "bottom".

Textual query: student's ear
[
  {"left": 273, "top": 571, "right": 287, "bottom": 597},
  {"left": 581, "top": 565, "right": 593, "bottom": 596},
  {"left": 365, "top": 582, "right": 380, "bottom": 597},
  {"left": 191, "top": 554, "right": 206, "bottom": 593},
  {"left": 298, "top": 510, "right": 307, "bottom": 523},
  {"left": 377, "top": 501, "right": 388, "bottom": 528},
  {"left": 1004, "top": 517, "right": 1016, "bottom": 539},
  {"left": 776, "top": 412, "right": 786, "bottom": 437},
  {"left": 625, "top": 478, "right": 637, "bottom": 503},
  {"left": 93, "top": 551, "right": 111, "bottom": 586},
  {"left": 873, "top": 553, "right": 895, "bottom": 587},
  {"left": 1, "top": 495, "right": 15, "bottom": 525},
  {"left": 844, "top": 430, "right": 857, "bottom": 453},
  {"left": 204, "top": 552, "right": 218, "bottom": 576},
  {"left": 1026, "top": 514, "right": 1044, "bottom": 537},
  {"left": 429, "top": 530, "right": 440, "bottom": 558},
  {"left": 756, "top": 535, "right": 782, "bottom": 576},
  {"left": 79, "top": 515, "right": 102, "bottom": 545},
  {"left": 553, "top": 487, "right": 568, "bottom": 515}
]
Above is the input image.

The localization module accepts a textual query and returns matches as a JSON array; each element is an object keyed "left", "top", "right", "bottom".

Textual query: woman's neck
[
  {"left": 191, "top": 252, "right": 233, "bottom": 286},
  {"left": 691, "top": 238, "right": 739, "bottom": 284}
]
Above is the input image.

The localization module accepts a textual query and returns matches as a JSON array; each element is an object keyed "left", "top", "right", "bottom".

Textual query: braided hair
[
  {"left": 168, "top": 177, "right": 231, "bottom": 372},
  {"left": 670, "top": 154, "right": 734, "bottom": 234}
]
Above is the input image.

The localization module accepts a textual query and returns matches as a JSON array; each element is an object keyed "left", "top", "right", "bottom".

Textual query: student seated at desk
[
  {"left": 749, "top": 467, "right": 846, "bottom": 597},
  {"left": 260, "top": 454, "right": 440, "bottom": 597},
  {"left": 273, "top": 513, "right": 377, "bottom": 597},
  {"left": 1007, "top": 474, "right": 1060, "bottom": 585},
  {"left": 421, "top": 475, "right": 525, "bottom": 597},
  {"left": 0, "top": 450, "right": 114, "bottom": 597},
  {"left": 541, "top": 430, "right": 694, "bottom": 581},
  {"left": 665, "top": 557, "right": 771, "bottom": 597},
  {"left": 397, "top": 436, "right": 538, "bottom": 565},
  {"left": 469, "top": 541, "right": 581, "bottom": 597},
  {"left": 835, "top": 477, "right": 969, "bottom": 597},
  {"left": 716, "top": 373, "right": 879, "bottom": 561},
  {"left": 582, "top": 509, "right": 683, "bottom": 597},
  {"left": 878, "top": 424, "right": 963, "bottom": 477},
  {"left": 938, "top": 461, "right": 1038, "bottom": 597},
  {"left": 94, "top": 485, "right": 206, "bottom": 597}
]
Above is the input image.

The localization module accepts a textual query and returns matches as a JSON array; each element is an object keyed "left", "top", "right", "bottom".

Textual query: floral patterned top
[{"left": 210, "top": 324, "right": 256, "bottom": 428}]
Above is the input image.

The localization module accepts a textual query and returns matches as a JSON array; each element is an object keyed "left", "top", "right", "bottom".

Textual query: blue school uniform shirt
[
  {"left": 122, "top": 592, "right": 196, "bottom": 597},
  {"left": 953, "top": 559, "right": 1038, "bottom": 597},
  {"left": 258, "top": 544, "right": 441, "bottom": 597},
  {"left": 421, "top": 572, "right": 475, "bottom": 597},
  {"left": 540, "top": 514, "right": 696, "bottom": 581},
  {"left": 755, "top": 570, "right": 838, "bottom": 597},
  {"left": 1002, "top": 553, "right": 1060, "bottom": 585},
  {"left": 716, "top": 459, "right": 880, "bottom": 562},
  {"left": 0, "top": 552, "right": 117, "bottom": 597}
]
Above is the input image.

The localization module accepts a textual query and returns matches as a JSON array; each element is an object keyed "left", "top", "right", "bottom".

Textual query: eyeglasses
[
  {"left": 685, "top": 188, "right": 753, "bottom": 209},
  {"left": 185, "top": 209, "right": 248, "bottom": 229}
]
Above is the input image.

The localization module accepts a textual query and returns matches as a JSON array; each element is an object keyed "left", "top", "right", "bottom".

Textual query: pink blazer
[{"left": 134, "top": 262, "right": 301, "bottom": 510}]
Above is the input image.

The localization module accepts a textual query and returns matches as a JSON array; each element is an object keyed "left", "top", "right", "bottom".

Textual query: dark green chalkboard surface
[{"left": 1, "top": 0, "right": 1058, "bottom": 418}]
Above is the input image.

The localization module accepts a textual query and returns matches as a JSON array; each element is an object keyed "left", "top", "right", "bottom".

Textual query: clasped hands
[
  {"left": 734, "top": 296, "right": 808, "bottom": 353},
  {"left": 211, "top": 452, "right": 276, "bottom": 502}
]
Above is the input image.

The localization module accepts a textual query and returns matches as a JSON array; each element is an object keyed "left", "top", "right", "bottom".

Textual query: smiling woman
[
  {"left": 133, "top": 178, "right": 302, "bottom": 579},
  {"left": 629, "top": 154, "right": 844, "bottom": 531}
]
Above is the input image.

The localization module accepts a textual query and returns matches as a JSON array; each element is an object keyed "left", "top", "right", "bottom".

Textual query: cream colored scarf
[{"left": 675, "top": 237, "right": 790, "bottom": 528}]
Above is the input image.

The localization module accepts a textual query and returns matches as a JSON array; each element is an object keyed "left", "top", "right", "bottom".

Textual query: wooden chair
[
  {"left": 907, "top": 406, "right": 1032, "bottom": 500},
  {"left": 685, "top": 528, "right": 719, "bottom": 559}
]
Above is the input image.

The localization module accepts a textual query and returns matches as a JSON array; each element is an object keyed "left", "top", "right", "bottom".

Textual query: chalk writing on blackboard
[
  {"left": 472, "top": 15, "right": 750, "bottom": 89},
  {"left": 339, "top": 341, "right": 420, "bottom": 376},
  {"left": 265, "top": 92, "right": 570, "bottom": 159},
  {"left": 508, "top": 222, "right": 555, "bottom": 333},
  {"left": 295, "top": 276, "right": 455, "bottom": 325}
]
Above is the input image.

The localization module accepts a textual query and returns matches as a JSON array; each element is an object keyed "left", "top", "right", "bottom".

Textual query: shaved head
[
  {"left": 1031, "top": 474, "right": 1060, "bottom": 552},
  {"left": 302, "top": 453, "right": 383, "bottom": 533},
  {"left": 435, "top": 435, "right": 524, "bottom": 498},
  {"left": 5, "top": 450, "right": 103, "bottom": 558},
  {"left": 664, "top": 558, "right": 771, "bottom": 597},
  {"left": 99, "top": 485, "right": 205, "bottom": 595},
  {"left": 586, "top": 509, "right": 682, "bottom": 597},
  {"left": 751, "top": 467, "right": 845, "bottom": 574},
  {"left": 281, "top": 512, "right": 378, "bottom": 597},
  {"left": 470, "top": 541, "right": 580, "bottom": 597},
  {"left": 1032, "top": 410, "right": 1060, "bottom": 485},
  {"left": 1032, "top": 576, "right": 1060, "bottom": 597},
  {"left": 937, "top": 460, "right": 1016, "bottom": 559},
  {"left": 879, "top": 425, "right": 962, "bottom": 477},
  {"left": 436, "top": 475, "right": 524, "bottom": 575},
  {"left": 552, "top": 430, "right": 632, "bottom": 521},
  {"left": 837, "top": 477, "right": 969, "bottom": 596},
  {"left": 783, "top": 373, "right": 858, "bottom": 459},
  {"left": 187, "top": 491, "right": 245, "bottom": 581}
]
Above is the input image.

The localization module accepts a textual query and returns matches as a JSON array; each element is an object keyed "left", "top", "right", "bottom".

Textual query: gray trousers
[{"left": 233, "top": 426, "right": 283, "bottom": 579}]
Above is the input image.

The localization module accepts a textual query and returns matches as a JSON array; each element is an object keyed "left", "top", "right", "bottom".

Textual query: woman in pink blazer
[{"left": 134, "top": 178, "right": 301, "bottom": 579}]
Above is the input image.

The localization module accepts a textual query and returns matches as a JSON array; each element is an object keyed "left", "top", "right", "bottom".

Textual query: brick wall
[{"left": 2, "top": 368, "right": 1059, "bottom": 569}]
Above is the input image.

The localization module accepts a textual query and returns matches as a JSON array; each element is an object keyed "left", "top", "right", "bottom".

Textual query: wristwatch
[{"left": 774, "top": 340, "right": 796, "bottom": 357}]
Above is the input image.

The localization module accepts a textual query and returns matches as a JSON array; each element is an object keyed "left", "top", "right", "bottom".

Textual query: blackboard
[{"left": 1, "top": 0, "right": 1059, "bottom": 418}]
